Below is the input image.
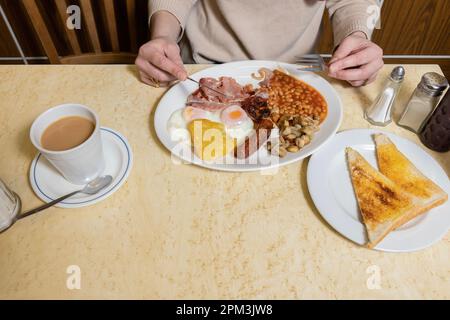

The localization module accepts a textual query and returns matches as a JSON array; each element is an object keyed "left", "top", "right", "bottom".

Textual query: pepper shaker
[
  {"left": 396, "top": 72, "right": 448, "bottom": 133},
  {"left": 364, "top": 66, "right": 405, "bottom": 126},
  {"left": 419, "top": 89, "right": 450, "bottom": 152}
]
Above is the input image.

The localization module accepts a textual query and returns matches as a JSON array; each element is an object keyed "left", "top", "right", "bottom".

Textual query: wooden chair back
[{"left": 22, "top": 0, "right": 138, "bottom": 64}]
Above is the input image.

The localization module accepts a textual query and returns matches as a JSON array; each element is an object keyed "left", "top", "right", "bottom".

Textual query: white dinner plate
[
  {"left": 30, "top": 127, "right": 133, "bottom": 208},
  {"left": 154, "top": 60, "right": 343, "bottom": 172},
  {"left": 307, "top": 129, "right": 450, "bottom": 252}
]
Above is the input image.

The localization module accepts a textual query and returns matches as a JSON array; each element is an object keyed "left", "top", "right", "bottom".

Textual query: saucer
[{"left": 29, "top": 127, "right": 133, "bottom": 208}]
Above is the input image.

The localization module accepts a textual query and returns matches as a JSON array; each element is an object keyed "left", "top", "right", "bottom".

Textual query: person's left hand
[{"left": 328, "top": 31, "right": 384, "bottom": 87}]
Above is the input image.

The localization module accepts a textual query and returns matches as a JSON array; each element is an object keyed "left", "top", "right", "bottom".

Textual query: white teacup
[{"left": 30, "top": 104, "right": 105, "bottom": 185}]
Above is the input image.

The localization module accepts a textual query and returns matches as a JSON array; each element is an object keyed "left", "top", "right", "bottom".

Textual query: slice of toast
[
  {"left": 346, "top": 147, "right": 426, "bottom": 248},
  {"left": 374, "top": 133, "right": 448, "bottom": 210}
]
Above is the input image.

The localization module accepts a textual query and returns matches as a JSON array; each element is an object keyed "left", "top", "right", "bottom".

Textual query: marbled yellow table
[{"left": 0, "top": 65, "right": 448, "bottom": 299}]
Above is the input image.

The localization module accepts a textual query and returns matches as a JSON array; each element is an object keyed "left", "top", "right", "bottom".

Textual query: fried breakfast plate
[
  {"left": 307, "top": 129, "right": 450, "bottom": 252},
  {"left": 154, "top": 60, "right": 343, "bottom": 172}
]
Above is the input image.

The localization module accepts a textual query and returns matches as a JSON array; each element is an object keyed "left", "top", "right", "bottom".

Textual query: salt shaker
[
  {"left": 396, "top": 72, "right": 449, "bottom": 133},
  {"left": 364, "top": 66, "right": 405, "bottom": 126}
]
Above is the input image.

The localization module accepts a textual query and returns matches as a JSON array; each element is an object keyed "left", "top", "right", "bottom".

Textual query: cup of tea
[{"left": 30, "top": 104, "right": 105, "bottom": 185}]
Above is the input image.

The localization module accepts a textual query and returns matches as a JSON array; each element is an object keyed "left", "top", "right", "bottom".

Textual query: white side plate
[{"left": 307, "top": 129, "right": 450, "bottom": 252}]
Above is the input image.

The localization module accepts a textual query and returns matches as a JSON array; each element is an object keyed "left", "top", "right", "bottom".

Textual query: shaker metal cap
[
  {"left": 418, "top": 72, "right": 449, "bottom": 95},
  {"left": 390, "top": 66, "right": 405, "bottom": 81}
]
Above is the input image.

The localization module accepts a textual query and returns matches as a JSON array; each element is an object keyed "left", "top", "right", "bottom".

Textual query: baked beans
[{"left": 268, "top": 70, "right": 328, "bottom": 123}]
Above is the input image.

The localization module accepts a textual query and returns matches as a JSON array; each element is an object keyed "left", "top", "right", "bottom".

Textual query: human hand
[
  {"left": 135, "top": 37, "right": 187, "bottom": 87},
  {"left": 328, "top": 32, "right": 384, "bottom": 87}
]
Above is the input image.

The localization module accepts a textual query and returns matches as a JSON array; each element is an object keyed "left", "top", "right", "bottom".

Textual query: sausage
[{"left": 234, "top": 119, "right": 274, "bottom": 159}]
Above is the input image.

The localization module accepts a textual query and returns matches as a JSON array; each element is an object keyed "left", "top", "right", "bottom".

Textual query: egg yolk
[{"left": 229, "top": 110, "right": 243, "bottom": 120}]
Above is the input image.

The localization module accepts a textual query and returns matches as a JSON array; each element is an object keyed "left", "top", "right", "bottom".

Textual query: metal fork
[
  {"left": 295, "top": 54, "right": 326, "bottom": 72},
  {"left": 186, "top": 77, "right": 232, "bottom": 98}
]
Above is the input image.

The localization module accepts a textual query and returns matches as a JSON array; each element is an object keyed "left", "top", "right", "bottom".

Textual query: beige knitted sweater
[{"left": 149, "top": 0, "right": 381, "bottom": 63}]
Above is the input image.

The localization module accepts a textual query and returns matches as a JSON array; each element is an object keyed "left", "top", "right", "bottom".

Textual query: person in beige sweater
[{"left": 136, "top": 0, "right": 383, "bottom": 87}]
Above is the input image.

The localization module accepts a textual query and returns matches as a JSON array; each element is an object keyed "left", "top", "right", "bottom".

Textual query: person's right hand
[{"left": 135, "top": 37, "right": 187, "bottom": 87}]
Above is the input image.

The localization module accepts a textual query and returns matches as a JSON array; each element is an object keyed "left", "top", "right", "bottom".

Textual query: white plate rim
[
  {"left": 29, "top": 127, "right": 133, "bottom": 208},
  {"left": 154, "top": 60, "right": 343, "bottom": 172},
  {"left": 307, "top": 128, "right": 450, "bottom": 252}
]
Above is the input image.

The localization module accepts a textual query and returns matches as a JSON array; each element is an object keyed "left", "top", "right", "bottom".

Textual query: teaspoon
[{"left": 18, "top": 175, "right": 113, "bottom": 219}]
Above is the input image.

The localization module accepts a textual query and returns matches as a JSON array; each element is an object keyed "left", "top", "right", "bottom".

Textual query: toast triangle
[
  {"left": 374, "top": 134, "right": 448, "bottom": 210},
  {"left": 346, "top": 147, "right": 427, "bottom": 248}
]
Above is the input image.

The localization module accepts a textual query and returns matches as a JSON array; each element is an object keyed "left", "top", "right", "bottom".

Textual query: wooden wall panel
[
  {"left": 318, "top": 0, "right": 450, "bottom": 55},
  {"left": 0, "top": 0, "right": 45, "bottom": 56},
  {"left": 0, "top": 0, "right": 149, "bottom": 60},
  {"left": 0, "top": 5, "right": 19, "bottom": 56},
  {"left": 318, "top": 10, "right": 333, "bottom": 54},
  {"left": 374, "top": 0, "right": 450, "bottom": 55}
]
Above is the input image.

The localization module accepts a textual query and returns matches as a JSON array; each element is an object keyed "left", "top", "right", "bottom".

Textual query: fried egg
[
  {"left": 184, "top": 106, "right": 220, "bottom": 123},
  {"left": 221, "top": 105, "right": 254, "bottom": 145},
  {"left": 168, "top": 105, "right": 254, "bottom": 147},
  {"left": 167, "top": 107, "right": 221, "bottom": 143},
  {"left": 221, "top": 105, "right": 248, "bottom": 127},
  {"left": 167, "top": 109, "right": 190, "bottom": 143}
]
